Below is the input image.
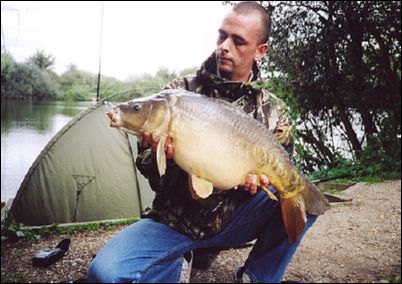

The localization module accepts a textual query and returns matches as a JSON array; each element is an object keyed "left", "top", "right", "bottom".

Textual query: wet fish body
[{"left": 107, "top": 90, "right": 330, "bottom": 242}]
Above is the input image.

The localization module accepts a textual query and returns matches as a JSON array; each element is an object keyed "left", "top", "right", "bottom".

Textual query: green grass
[
  {"left": 1, "top": 271, "right": 26, "bottom": 283},
  {"left": 383, "top": 274, "right": 401, "bottom": 283},
  {"left": 308, "top": 158, "right": 401, "bottom": 184},
  {"left": 333, "top": 172, "right": 401, "bottom": 184},
  {"left": 1, "top": 217, "right": 139, "bottom": 242}
]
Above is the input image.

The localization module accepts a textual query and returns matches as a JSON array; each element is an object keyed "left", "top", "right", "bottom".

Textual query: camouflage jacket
[{"left": 136, "top": 52, "right": 294, "bottom": 240}]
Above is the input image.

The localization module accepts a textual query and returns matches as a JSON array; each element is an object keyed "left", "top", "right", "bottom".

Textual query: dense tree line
[
  {"left": 1, "top": 51, "right": 58, "bottom": 100},
  {"left": 227, "top": 1, "right": 401, "bottom": 177},
  {"left": 1, "top": 50, "right": 186, "bottom": 102}
]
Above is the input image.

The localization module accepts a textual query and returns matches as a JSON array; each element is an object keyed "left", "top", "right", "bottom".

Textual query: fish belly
[{"left": 169, "top": 109, "right": 257, "bottom": 190}]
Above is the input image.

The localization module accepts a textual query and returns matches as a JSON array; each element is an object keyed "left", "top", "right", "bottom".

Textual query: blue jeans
[{"left": 87, "top": 188, "right": 317, "bottom": 283}]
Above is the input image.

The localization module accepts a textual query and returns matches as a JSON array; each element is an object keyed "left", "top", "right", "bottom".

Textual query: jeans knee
[
  {"left": 87, "top": 255, "right": 124, "bottom": 283},
  {"left": 87, "top": 255, "right": 107, "bottom": 282}
]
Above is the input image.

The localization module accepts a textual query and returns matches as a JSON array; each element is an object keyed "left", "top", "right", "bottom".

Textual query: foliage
[
  {"left": 26, "top": 50, "right": 55, "bottom": 71},
  {"left": 1, "top": 219, "right": 41, "bottom": 241},
  {"left": 254, "top": 1, "right": 401, "bottom": 175},
  {"left": 1, "top": 218, "right": 139, "bottom": 242},
  {"left": 383, "top": 275, "right": 402, "bottom": 284},
  {"left": 1, "top": 52, "right": 16, "bottom": 88},
  {"left": 58, "top": 64, "right": 97, "bottom": 101},
  {"left": 0, "top": 271, "right": 26, "bottom": 283},
  {"left": 309, "top": 153, "right": 401, "bottom": 183},
  {"left": 1, "top": 52, "right": 59, "bottom": 100},
  {"left": 112, "top": 67, "right": 179, "bottom": 101},
  {"left": 1, "top": 52, "right": 187, "bottom": 102}
]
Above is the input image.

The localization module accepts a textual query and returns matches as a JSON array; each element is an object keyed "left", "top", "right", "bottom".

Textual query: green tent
[{"left": 8, "top": 100, "right": 154, "bottom": 226}]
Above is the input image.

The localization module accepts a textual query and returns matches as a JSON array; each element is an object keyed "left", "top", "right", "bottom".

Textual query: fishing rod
[
  {"left": 99, "top": 87, "right": 162, "bottom": 103},
  {"left": 96, "top": 1, "right": 104, "bottom": 102}
]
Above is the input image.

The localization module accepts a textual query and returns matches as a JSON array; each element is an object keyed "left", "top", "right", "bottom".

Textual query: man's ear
[{"left": 255, "top": 43, "right": 269, "bottom": 61}]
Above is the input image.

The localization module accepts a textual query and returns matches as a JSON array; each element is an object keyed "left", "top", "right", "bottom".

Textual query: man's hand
[
  {"left": 235, "top": 174, "right": 270, "bottom": 195},
  {"left": 141, "top": 132, "right": 174, "bottom": 159}
]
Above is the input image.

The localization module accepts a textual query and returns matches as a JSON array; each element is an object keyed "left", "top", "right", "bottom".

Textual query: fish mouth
[{"left": 105, "top": 103, "right": 122, "bottom": 128}]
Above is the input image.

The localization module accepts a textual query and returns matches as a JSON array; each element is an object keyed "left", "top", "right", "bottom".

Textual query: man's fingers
[
  {"left": 145, "top": 134, "right": 174, "bottom": 158},
  {"left": 244, "top": 174, "right": 253, "bottom": 190},
  {"left": 250, "top": 174, "right": 258, "bottom": 194},
  {"left": 151, "top": 136, "right": 160, "bottom": 152},
  {"left": 241, "top": 174, "right": 270, "bottom": 195},
  {"left": 260, "top": 174, "right": 270, "bottom": 186},
  {"left": 142, "top": 132, "right": 152, "bottom": 148},
  {"left": 165, "top": 137, "right": 174, "bottom": 159}
]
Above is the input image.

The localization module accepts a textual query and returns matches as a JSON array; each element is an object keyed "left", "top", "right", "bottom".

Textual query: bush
[{"left": 1, "top": 52, "right": 59, "bottom": 100}]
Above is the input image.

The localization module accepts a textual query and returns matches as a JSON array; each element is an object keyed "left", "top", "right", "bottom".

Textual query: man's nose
[{"left": 219, "top": 37, "right": 231, "bottom": 53}]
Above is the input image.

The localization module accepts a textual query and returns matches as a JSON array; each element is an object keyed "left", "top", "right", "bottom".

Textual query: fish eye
[{"left": 132, "top": 104, "right": 141, "bottom": 112}]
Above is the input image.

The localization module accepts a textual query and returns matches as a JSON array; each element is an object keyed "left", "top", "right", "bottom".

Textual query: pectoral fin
[
  {"left": 156, "top": 137, "right": 167, "bottom": 177},
  {"left": 189, "top": 174, "right": 213, "bottom": 199}
]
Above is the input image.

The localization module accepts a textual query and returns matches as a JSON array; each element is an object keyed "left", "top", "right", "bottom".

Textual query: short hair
[{"left": 232, "top": 1, "right": 271, "bottom": 44}]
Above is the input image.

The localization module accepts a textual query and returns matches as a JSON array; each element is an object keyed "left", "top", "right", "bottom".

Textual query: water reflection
[
  {"left": 1, "top": 99, "right": 91, "bottom": 202},
  {"left": 1, "top": 100, "right": 90, "bottom": 133}
]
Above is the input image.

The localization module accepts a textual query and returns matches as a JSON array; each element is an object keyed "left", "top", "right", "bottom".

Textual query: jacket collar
[{"left": 196, "top": 52, "right": 263, "bottom": 100}]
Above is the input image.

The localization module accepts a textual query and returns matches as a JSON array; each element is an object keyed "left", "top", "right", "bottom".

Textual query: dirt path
[
  {"left": 1, "top": 180, "right": 401, "bottom": 283},
  {"left": 191, "top": 180, "right": 401, "bottom": 283}
]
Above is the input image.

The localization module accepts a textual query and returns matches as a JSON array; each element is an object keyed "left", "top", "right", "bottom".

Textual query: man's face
[{"left": 216, "top": 11, "right": 268, "bottom": 81}]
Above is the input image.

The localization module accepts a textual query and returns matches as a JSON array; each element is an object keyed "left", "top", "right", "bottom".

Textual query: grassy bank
[{"left": 1, "top": 218, "right": 139, "bottom": 242}]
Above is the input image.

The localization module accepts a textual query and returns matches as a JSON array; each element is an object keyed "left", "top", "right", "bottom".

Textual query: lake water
[{"left": 1, "top": 99, "right": 92, "bottom": 202}]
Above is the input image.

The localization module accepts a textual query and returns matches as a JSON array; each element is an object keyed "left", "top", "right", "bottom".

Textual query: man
[{"left": 87, "top": 2, "right": 317, "bottom": 283}]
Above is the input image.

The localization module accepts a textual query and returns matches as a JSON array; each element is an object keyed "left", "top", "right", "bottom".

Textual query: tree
[
  {"left": 59, "top": 64, "right": 97, "bottom": 101},
  {"left": 258, "top": 1, "right": 401, "bottom": 172},
  {"left": 155, "top": 66, "right": 176, "bottom": 82},
  {"left": 1, "top": 52, "right": 17, "bottom": 96},
  {"left": 1, "top": 52, "right": 58, "bottom": 100},
  {"left": 26, "top": 50, "right": 55, "bottom": 71}
]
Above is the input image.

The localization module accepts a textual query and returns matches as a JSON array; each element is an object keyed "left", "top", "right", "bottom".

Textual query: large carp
[{"left": 106, "top": 89, "right": 330, "bottom": 243}]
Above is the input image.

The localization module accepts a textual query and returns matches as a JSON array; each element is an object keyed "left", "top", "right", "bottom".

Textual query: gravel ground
[{"left": 1, "top": 180, "right": 401, "bottom": 283}]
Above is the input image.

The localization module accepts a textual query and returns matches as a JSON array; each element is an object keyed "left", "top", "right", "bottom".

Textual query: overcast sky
[{"left": 1, "top": 1, "right": 231, "bottom": 81}]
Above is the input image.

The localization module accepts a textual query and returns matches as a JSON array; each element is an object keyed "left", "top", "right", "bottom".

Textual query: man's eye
[
  {"left": 217, "top": 31, "right": 227, "bottom": 43},
  {"left": 234, "top": 37, "right": 245, "bottom": 46}
]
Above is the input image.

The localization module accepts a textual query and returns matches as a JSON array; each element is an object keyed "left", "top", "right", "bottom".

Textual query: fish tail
[
  {"left": 281, "top": 181, "right": 330, "bottom": 243},
  {"left": 281, "top": 193, "right": 307, "bottom": 243},
  {"left": 301, "top": 181, "right": 331, "bottom": 216}
]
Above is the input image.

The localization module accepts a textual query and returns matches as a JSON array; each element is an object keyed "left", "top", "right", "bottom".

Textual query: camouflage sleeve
[
  {"left": 135, "top": 145, "right": 163, "bottom": 192},
  {"left": 163, "top": 75, "right": 192, "bottom": 90},
  {"left": 262, "top": 90, "right": 296, "bottom": 163}
]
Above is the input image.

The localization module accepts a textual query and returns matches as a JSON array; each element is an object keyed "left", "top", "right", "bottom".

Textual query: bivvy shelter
[{"left": 7, "top": 96, "right": 154, "bottom": 226}]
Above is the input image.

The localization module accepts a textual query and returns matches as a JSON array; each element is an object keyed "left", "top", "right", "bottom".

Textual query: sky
[{"left": 1, "top": 1, "right": 231, "bottom": 81}]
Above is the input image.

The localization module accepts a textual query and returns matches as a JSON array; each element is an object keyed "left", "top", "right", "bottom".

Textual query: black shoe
[{"left": 32, "top": 238, "right": 71, "bottom": 267}]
